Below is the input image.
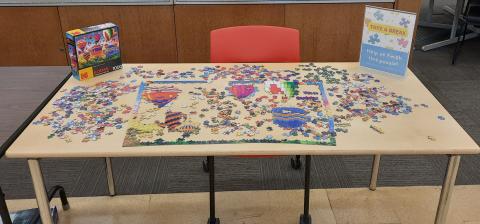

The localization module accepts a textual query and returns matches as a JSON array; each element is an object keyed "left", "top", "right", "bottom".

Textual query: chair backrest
[{"left": 210, "top": 25, "right": 300, "bottom": 63}]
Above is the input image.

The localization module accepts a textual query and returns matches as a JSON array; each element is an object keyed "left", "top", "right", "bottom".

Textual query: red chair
[
  {"left": 210, "top": 25, "right": 300, "bottom": 63},
  {"left": 202, "top": 25, "right": 302, "bottom": 172}
]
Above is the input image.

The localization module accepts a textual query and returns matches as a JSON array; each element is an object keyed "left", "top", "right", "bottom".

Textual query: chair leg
[
  {"left": 207, "top": 156, "right": 220, "bottom": 224},
  {"left": 203, "top": 157, "right": 209, "bottom": 173},
  {"left": 0, "top": 186, "right": 12, "bottom": 224},
  {"left": 460, "top": 22, "right": 468, "bottom": 47},
  {"left": 299, "top": 155, "right": 312, "bottom": 224},
  {"left": 291, "top": 155, "right": 302, "bottom": 170},
  {"left": 452, "top": 21, "right": 469, "bottom": 64},
  {"left": 47, "top": 185, "right": 70, "bottom": 211}
]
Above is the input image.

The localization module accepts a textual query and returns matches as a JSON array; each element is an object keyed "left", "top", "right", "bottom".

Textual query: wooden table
[{"left": 4, "top": 63, "right": 479, "bottom": 224}]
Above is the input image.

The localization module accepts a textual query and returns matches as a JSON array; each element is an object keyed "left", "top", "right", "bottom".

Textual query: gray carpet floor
[{"left": 1, "top": 1, "right": 480, "bottom": 199}]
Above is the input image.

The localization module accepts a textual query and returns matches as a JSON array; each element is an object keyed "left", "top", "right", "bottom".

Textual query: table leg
[
  {"left": 426, "top": 0, "right": 434, "bottom": 22},
  {"left": 207, "top": 156, "right": 220, "bottom": 224},
  {"left": 422, "top": 32, "right": 479, "bottom": 50},
  {"left": 0, "top": 186, "right": 12, "bottom": 224},
  {"left": 434, "top": 155, "right": 461, "bottom": 224},
  {"left": 449, "top": 0, "right": 464, "bottom": 39},
  {"left": 421, "top": 0, "right": 475, "bottom": 51},
  {"left": 105, "top": 157, "right": 116, "bottom": 196},
  {"left": 369, "top": 154, "right": 381, "bottom": 191},
  {"left": 419, "top": 0, "right": 453, "bottom": 29},
  {"left": 299, "top": 155, "right": 311, "bottom": 224},
  {"left": 28, "top": 159, "right": 53, "bottom": 224}
]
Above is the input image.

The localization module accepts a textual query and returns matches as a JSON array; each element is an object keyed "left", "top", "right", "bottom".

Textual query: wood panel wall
[
  {"left": 395, "top": 0, "right": 423, "bottom": 14},
  {"left": 58, "top": 6, "right": 178, "bottom": 63},
  {"left": 0, "top": 7, "right": 66, "bottom": 66},
  {"left": 0, "top": 0, "right": 421, "bottom": 66},
  {"left": 285, "top": 3, "right": 394, "bottom": 62},
  {"left": 395, "top": 0, "right": 423, "bottom": 65}
]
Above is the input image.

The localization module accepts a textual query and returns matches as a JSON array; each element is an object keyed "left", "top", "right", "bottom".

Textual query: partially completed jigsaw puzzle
[{"left": 123, "top": 70, "right": 336, "bottom": 147}]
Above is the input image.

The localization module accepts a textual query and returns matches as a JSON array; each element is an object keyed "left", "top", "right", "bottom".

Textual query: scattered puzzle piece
[{"left": 370, "top": 125, "right": 385, "bottom": 134}]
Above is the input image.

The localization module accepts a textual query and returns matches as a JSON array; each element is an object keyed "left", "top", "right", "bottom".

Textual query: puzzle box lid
[{"left": 66, "top": 22, "right": 117, "bottom": 38}]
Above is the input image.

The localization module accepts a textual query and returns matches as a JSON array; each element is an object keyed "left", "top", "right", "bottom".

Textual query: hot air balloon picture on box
[{"left": 66, "top": 22, "right": 122, "bottom": 81}]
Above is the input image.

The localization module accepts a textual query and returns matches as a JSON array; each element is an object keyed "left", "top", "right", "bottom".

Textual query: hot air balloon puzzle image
[
  {"left": 66, "top": 22, "right": 122, "bottom": 81},
  {"left": 122, "top": 78, "right": 337, "bottom": 147}
]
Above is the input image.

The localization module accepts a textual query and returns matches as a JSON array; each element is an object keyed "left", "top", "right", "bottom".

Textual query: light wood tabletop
[{"left": 5, "top": 63, "right": 479, "bottom": 158}]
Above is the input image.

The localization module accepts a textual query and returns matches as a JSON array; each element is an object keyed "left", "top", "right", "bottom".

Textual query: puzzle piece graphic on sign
[
  {"left": 399, "top": 17, "right": 411, "bottom": 28},
  {"left": 374, "top": 10, "right": 384, "bottom": 21},
  {"left": 397, "top": 38, "right": 409, "bottom": 48},
  {"left": 368, "top": 33, "right": 381, "bottom": 45}
]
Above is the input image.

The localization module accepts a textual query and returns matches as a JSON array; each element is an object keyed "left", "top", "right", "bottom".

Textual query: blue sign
[
  {"left": 360, "top": 6, "right": 416, "bottom": 76},
  {"left": 360, "top": 43, "right": 409, "bottom": 76}
]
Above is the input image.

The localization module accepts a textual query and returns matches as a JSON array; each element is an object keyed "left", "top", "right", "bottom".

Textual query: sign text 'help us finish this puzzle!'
[{"left": 360, "top": 6, "right": 416, "bottom": 76}]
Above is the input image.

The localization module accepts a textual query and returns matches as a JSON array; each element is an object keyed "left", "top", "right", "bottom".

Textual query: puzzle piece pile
[{"left": 33, "top": 80, "right": 137, "bottom": 142}]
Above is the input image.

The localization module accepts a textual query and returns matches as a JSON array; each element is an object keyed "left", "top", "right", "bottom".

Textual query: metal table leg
[
  {"left": 427, "top": 0, "right": 435, "bottom": 22},
  {"left": 207, "top": 156, "right": 220, "bottom": 224},
  {"left": 449, "top": 1, "right": 464, "bottom": 40},
  {"left": 421, "top": 0, "right": 480, "bottom": 51},
  {"left": 28, "top": 159, "right": 53, "bottom": 224},
  {"left": 419, "top": 0, "right": 454, "bottom": 29},
  {"left": 434, "top": 155, "right": 461, "bottom": 224},
  {"left": 105, "top": 157, "right": 116, "bottom": 196},
  {"left": 369, "top": 154, "right": 381, "bottom": 191},
  {"left": 418, "top": 0, "right": 464, "bottom": 30},
  {"left": 422, "top": 32, "right": 479, "bottom": 51},
  {"left": 419, "top": 21, "right": 456, "bottom": 29},
  {"left": 0, "top": 186, "right": 12, "bottom": 224},
  {"left": 299, "top": 155, "right": 311, "bottom": 224}
]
